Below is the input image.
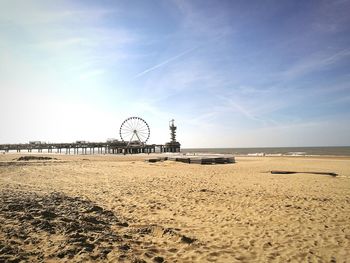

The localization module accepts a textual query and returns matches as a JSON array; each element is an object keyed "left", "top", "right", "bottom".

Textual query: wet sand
[{"left": 1, "top": 154, "right": 349, "bottom": 262}]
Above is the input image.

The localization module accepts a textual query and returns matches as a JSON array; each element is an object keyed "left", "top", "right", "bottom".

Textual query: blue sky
[{"left": 0, "top": 0, "right": 350, "bottom": 147}]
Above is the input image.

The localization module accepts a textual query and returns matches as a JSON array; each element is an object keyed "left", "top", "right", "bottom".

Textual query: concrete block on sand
[{"left": 169, "top": 155, "right": 235, "bottom": 165}]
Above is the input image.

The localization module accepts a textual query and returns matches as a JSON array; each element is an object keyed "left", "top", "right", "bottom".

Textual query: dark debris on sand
[
  {"left": 16, "top": 156, "right": 57, "bottom": 161},
  {"left": 0, "top": 190, "right": 199, "bottom": 262}
]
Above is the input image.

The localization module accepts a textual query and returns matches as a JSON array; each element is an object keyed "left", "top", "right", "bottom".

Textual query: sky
[{"left": 0, "top": 0, "right": 350, "bottom": 148}]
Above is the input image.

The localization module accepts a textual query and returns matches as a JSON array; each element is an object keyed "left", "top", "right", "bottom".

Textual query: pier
[
  {"left": 0, "top": 117, "right": 181, "bottom": 155},
  {"left": 0, "top": 141, "right": 180, "bottom": 155}
]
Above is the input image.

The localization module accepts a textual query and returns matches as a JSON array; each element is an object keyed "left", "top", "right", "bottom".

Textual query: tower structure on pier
[
  {"left": 170, "top": 119, "right": 177, "bottom": 143},
  {"left": 164, "top": 119, "right": 181, "bottom": 152}
]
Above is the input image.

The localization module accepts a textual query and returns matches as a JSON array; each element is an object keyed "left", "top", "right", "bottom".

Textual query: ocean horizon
[{"left": 181, "top": 146, "right": 350, "bottom": 156}]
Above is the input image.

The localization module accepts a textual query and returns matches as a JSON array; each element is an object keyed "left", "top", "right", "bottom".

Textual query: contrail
[
  {"left": 134, "top": 47, "right": 198, "bottom": 78},
  {"left": 216, "top": 95, "right": 262, "bottom": 122}
]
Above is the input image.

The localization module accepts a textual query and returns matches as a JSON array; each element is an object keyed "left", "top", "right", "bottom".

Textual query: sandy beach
[{"left": 0, "top": 154, "right": 349, "bottom": 262}]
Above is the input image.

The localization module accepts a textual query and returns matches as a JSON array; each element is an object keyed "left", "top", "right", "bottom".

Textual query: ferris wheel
[{"left": 119, "top": 117, "right": 150, "bottom": 146}]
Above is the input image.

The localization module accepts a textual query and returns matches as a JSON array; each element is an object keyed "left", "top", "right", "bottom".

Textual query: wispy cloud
[
  {"left": 217, "top": 96, "right": 278, "bottom": 126},
  {"left": 134, "top": 46, "right": 198, "bottom": 78},
  {"left": 281, "top": 48, "right": 350, "bottom": 80},
  {"left": 216, "top": 96, "right": 265, "bottom": 123},
  {"left": 171, "top": 0, "right": 233, "bottom": 38}
]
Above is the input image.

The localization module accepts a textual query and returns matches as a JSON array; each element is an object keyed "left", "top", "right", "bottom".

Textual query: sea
[{"left": 181, "top": 146, "right": 350, "bottom": 156}]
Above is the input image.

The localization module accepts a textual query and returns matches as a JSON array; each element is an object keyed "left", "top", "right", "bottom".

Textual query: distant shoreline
[{"left": 182, "top": 146, "right": 350, "bottom": 156}]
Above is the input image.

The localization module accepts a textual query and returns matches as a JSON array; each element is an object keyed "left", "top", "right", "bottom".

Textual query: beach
[{"left": 1, "top": 154, "right": 349, "bottom": 262}]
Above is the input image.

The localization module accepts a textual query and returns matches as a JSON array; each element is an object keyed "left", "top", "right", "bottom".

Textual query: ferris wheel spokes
[{"left": 119, "top": 117, "right": 150, "bottom": 147}]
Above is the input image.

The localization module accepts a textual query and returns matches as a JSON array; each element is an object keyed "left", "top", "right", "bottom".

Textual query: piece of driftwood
[
  {"left": 270, "top": 170, "right": 337, "bottom": 177},
  {"left": 145, "top": 157, "right": 169, "bottom": 163}
]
